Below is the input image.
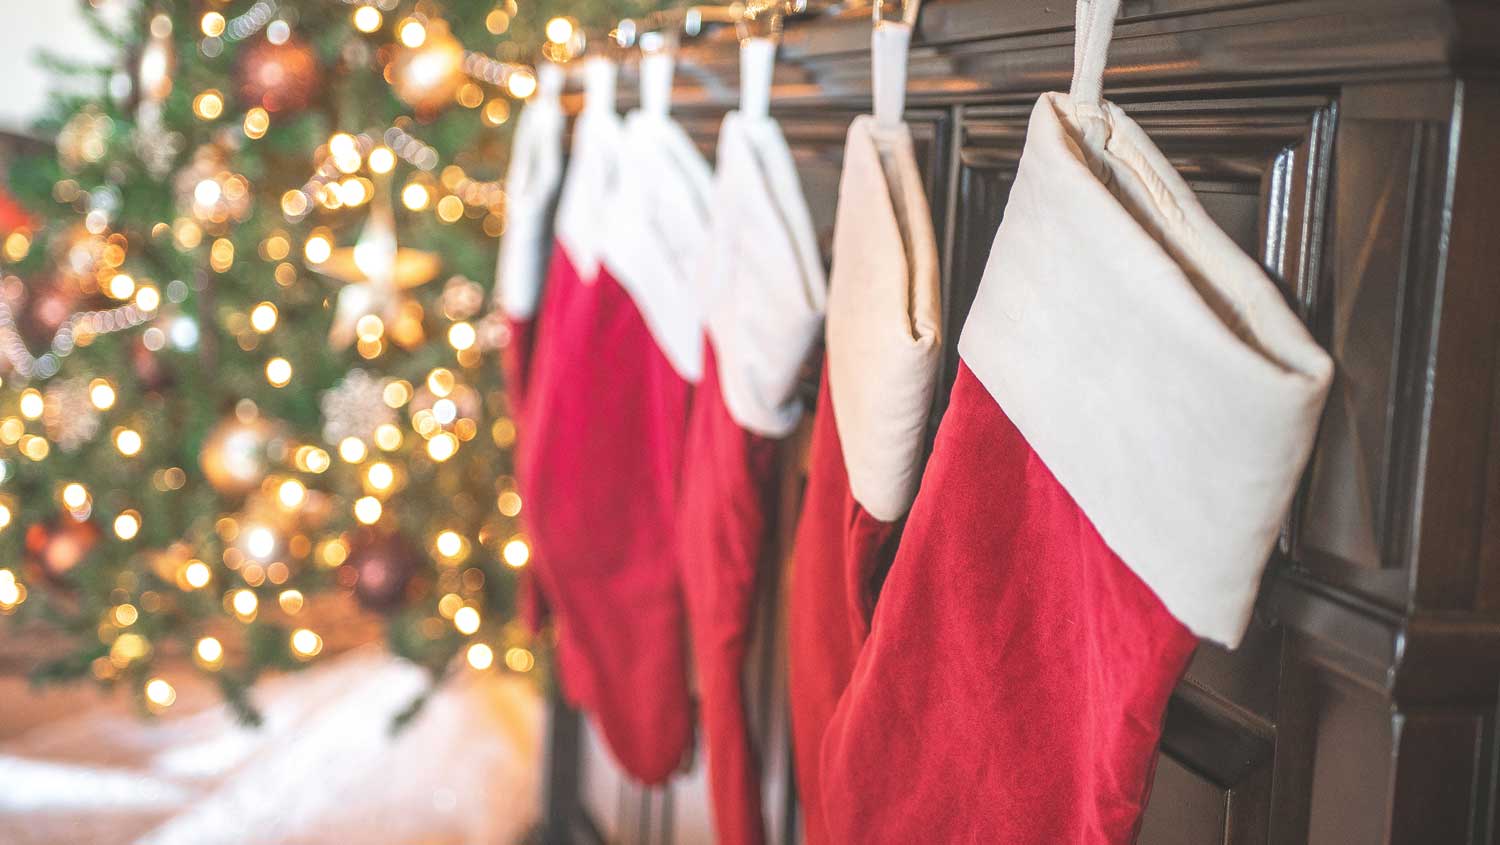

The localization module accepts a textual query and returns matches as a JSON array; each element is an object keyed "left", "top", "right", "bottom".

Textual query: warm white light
[
  {"left": 368, "top": 146, "right": 396, "bottom": 174},
  {"left": 278, "top": 479, "right": 306, "bottom": 509},
  {"left": 113, "top": 511, "right": 140, "bottom": 540},
  {"left": 115, "top": 428, "right": 143, "bottom": 456},
  {"left": 507, "top": 69, "right": 538, "bottom": 99},
  {"left": 435, "top": 530, "right": 463, "bottom": 559},
  {"left": 246, "top": 526, "right": 276, "bottom": 560},
  {"left": 19, "top": 389, "right": 45, "bottom": 419},
  {"left": 183, "top": 561, "right": 212, "bottom": 589},
  {"left": 502, "top": 537, "right": 530, "bottom": 568},
  {"left": 545, "top": 17, "right": 573, "bottom": 44},
  {"left": 339, "top": 436, "right": 368, "bottom": 464},
  {"left": 453, "top": 606, "right": 480, "bottom": 635},
  {"left": 62, "top": 482, "right": 89, "bottom": 510},
  {"left": 250, "top": 302, "right": 279, "bottom": 332},
  {"left": 135, "top": 285, "right": 161, "bottom": 312},
  {"left": 466, "top": 643, "right": 494, "bottom": 670},
  {"left": 398, "top": 18, "right": 427, "bottom": 47},
  {"left": 426, "top": 432, "right": 458, "bottom": 462},
  {"left": 108, "top": 273, "right": 136, "bottom": 300},
  {"left": 401, "top": 182, "right": 431, "bottom": 211},
  {"left": 88, "top": 379, "right": 116, "bottom": 410},
  {"left": 290, "top": 627, "right": 323, "bottom": 658},
  {"left": 145, "top": 677, "right": 176, "bottom": 708},
  {"left": 448, "top": 321, "right": 476, "bottom": 351},
  {"left": 304, "top": 234, "right": 333, "bottom": 264},
  {"left": 353, "top": 5, "right": 383, "bottom": 33},
  {"left": 504, "top": 647, "right": 535, "bottom": 673},
  {"left": 266, "top": 357, "right": 293, "bottom": 387},
  {"left": 231, "top": 588, "right": 259, "bottom": 619},
  {"left": 354, "top": 496, "right": 382, "bottom": 524},
  {"left": 366, "top": 461, "right": 394, "bottom": 491},
  {"left": 195, "top": 636, "right": 223, "bottom": 665}
]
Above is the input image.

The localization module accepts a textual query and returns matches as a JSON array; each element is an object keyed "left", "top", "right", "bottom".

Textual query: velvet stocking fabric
[{"left": 819, "top": 363, "right": 1198, "bottom": 842}]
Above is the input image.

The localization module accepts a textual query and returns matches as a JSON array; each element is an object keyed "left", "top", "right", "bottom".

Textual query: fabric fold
[
  {"left": 788, "top": 113, "right": 941, "bottom": 845},
  {"left": 677, "top": 108, "right": 827, "bottom": 845}
]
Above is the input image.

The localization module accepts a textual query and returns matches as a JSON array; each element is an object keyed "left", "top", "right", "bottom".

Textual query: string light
[
  {"left": 453, "top": 606, "right": 480, "bottom": 635},
  {"left": 144, "top": 678, "right": 176, "bottom": 709},
  {"left": 366, "top": 461, "right": 394, "bottom": 491},
  {"left": 114, "top": 428, "right": 143, "bottom": 456},
  {"left": 193, "top": 90, "right": 225, "bottom": 120},
  {"left": 0, "top": 503, "right": 11, "bottom": 530},
  {"left": 250, "top": 302, "right": 278, "bottom": 333},
  {"left": 504, "top": 647, "right": 535, "bottom": 672},
  {"left": 278, "top": 478, "right": 306, "bottom": 508},
  {"left": 279, "top": 589, "right": 304, "bottom": 614},
  {"left": 466, "top": 643, "right": 494, "bottom": 670},
  {"left": 108, "top": 273, "right": 136, "bottom": 300},
  {"left": 62, "top": 482, "right": 90, "bottom": 510},
  {"left": 89, "top": 379, "right": 116, "bottom": 410},
  {"left": 435, "top": 530, "right": 464, "bottom": 559},
  {"left": 401, "top": 182, "right": 431, "bottom": 211},
  {"left": 230, "top": 588, "right": 259, "bottom": 621},
  {"left": 266, "top": 357, "right": 293, "bottom": 387},
  {"left": 244, "top": 107, "right": 270, "bottom": 139},
  {"left": 290, "top": 627, "right": 323, "bottom": 659},
  {"left": 502, "top": 537, "right": 530, "bottom": 568},
  {"left": 448, "top": 321, "right": 477, "bottom": 351},
  {"left": 368, "top": 145, "right": 396, "bottom": 174},
  {"left": 195, "top": 636, "right": 224, "bottom": 668},
  {"left": 545, "top": 17, "right": 574, "bottom": 44},
  {"left": 497, "top": 490, "right": 522, "bottom": 517},
  {"left": 353, "top": 496, "right": 382, "bottom": 524},
  {"left": 113, "top": 603, "right": 139, "bottom": 626},
  {"left": 353, "top": 5, "right": 383, "bottom": 33},
  {"left": 19, "top": 388, "right": 44, "bottom": 419},
  {"left": 114, "top": 511, "right": 140, "bottom": 540},
  {"left": 304, "top": 232, "right": 332, "bottom": 263},
  {"left": 507, "top": 69, "right": 538, "bottom": 99},
  {"left": 374, "top": 423, "right": 402, "bottom": 451},
  {"left": 398, "top": 17, "right": 427, "bottom": 47},
  {"left": 426, "top": 432, "right": 458, "bottom": 462},
  {"left": 0, "top": 569, "right": 24, "bottom": 612},
  {"left": 339, "top": 437, "right": 368, "bottom": 464},
  {"left": 135, "top": 285, "right": 160, "bottom": 312},
  {"left": 182, "top": 560, "right": 212, "bottom": 589},
  {"left": 201, "top": 11, "right": 227, "bottom": 37},
  {"left": 426, "top": 368, "right": 455, "bottom": 397}
]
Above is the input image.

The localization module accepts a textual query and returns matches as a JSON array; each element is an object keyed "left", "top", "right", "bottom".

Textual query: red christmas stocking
[
  {"left": 677, "top": 83, "right": 828, "bottom": 845},
  {"left": 514, "top": 56, "right": 621, "bottom": 715},
  {"left": 520, "top": 54, "right": 715, "bottom": 784},
  {"left": 491, "top": 62, "right": 564, "bottom": 635},
  {"left": 786, "top": 26, "right": 943, "bottom": 842},
  {"left": 819, "top": 2, "right": 1334, "bottom": 840}
]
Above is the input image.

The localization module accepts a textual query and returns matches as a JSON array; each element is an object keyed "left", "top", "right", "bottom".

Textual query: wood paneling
[{"left": 542, "top": 2, "right": 1500, "bottom": 842}]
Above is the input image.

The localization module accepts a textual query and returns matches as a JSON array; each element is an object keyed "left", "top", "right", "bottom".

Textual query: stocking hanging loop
[
  {"left": 638, "top": 49, "right": 676, "bottom": 117},
  {"left": 1068, "top": 0, "right": 1121, "bottom": 109},
  {"left": 871, "top": 0, "right": 920, "bottom": 129}
]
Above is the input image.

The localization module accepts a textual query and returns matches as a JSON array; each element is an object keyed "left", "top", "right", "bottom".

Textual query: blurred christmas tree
[{"left": 0, "top": 0, "right": 659, "bottom": 721}]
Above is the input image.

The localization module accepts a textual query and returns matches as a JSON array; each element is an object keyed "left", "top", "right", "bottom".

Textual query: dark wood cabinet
[{"left": 543, "top": 1, "right": 1500, "bottom": 841}]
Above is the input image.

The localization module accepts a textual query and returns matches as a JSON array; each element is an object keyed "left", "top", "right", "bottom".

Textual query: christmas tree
[{"left": 0, "top": 0, "right": 656, "bottom": 721}]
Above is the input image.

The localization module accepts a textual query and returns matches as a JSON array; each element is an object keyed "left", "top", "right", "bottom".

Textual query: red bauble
[
  {"left": 345, "top": 529, "right": 422, "bottom": 612},
  {"left": 25, "top": 516, "right": 101, "bottom": 584},
  {"left": 235, "top": 36, "right": 320, "bottom": 114}
]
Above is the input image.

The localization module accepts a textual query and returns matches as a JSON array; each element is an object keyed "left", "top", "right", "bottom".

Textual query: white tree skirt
[{"left": 0, "top": 647, "right": 544, "bottom": 844}]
